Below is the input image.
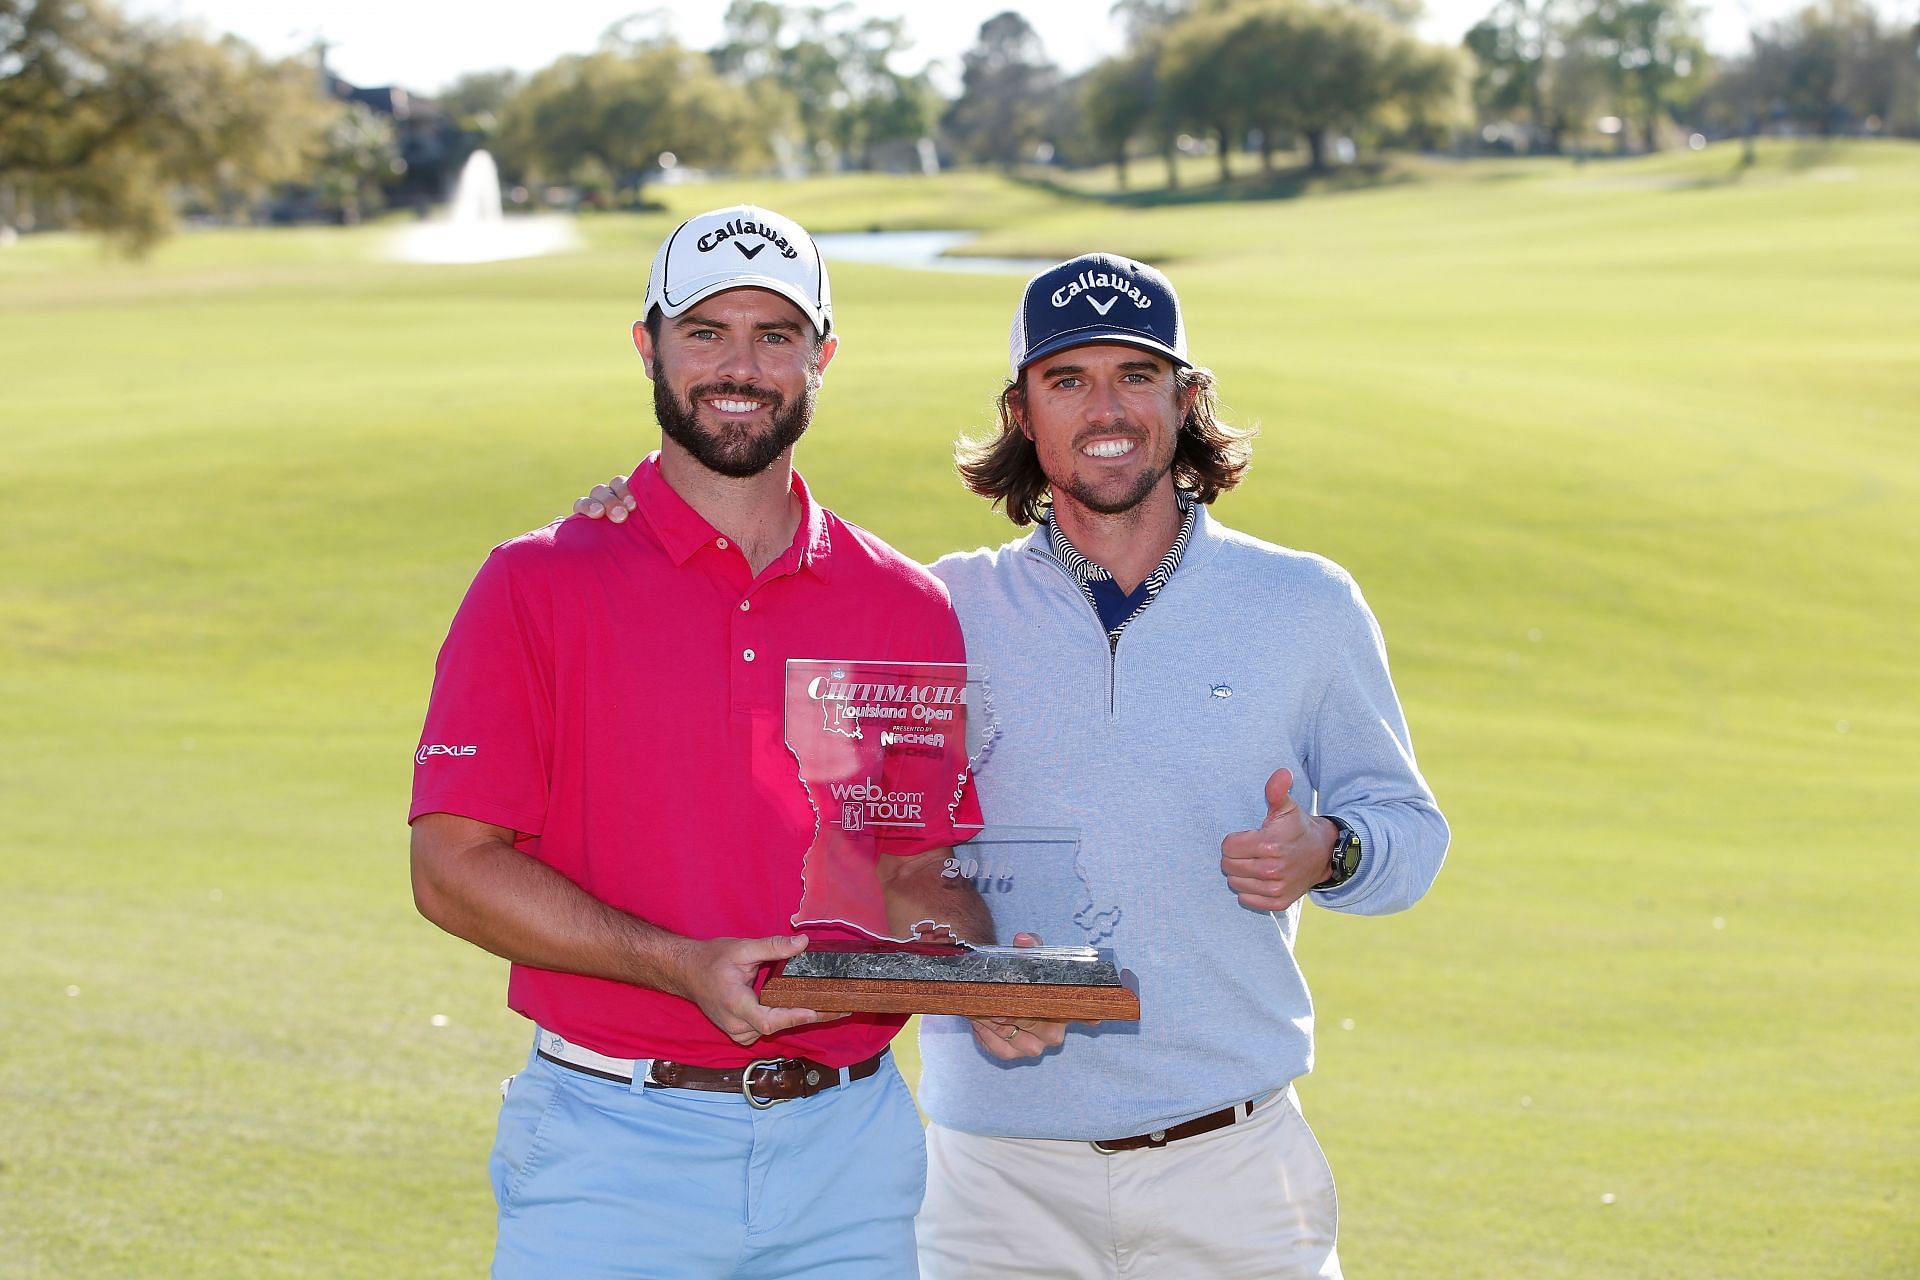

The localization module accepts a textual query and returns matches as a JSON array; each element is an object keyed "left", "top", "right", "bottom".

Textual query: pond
[{"left": 812, "top": 230, "right": 1053, "bottom": 276}]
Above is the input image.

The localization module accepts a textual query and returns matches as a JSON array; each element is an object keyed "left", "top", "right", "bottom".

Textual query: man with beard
[
  {"left": 575, "top": 252, "right": 1449, "bottom": 1277},
  {"left": 911, "top": 254, "right": 1449, "bottom": 1278},
  {"left": 408, "top": 206, "right": 1055, "bottom": 1280}
]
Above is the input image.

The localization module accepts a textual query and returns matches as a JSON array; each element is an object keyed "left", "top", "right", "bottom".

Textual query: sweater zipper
[{"left": 1031, "top": 548, "right": 1122, "bottom": 717}]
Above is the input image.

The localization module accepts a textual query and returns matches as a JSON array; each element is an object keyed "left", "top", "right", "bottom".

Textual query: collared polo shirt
[
  {"left": 411, "top": 453, "right": 978, "bottom": 1067},
  {"left": 1042, "top": 491, "right": 1196, "bottom": 647}
]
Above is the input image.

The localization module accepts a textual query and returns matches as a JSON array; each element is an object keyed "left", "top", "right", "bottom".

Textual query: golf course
[{"left": 2, "top": 139, "right": 1915, "bottom": 1277}]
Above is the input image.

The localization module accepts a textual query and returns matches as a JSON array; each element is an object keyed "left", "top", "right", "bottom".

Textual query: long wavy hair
[{"left": 955, "top": 363, "right": 1255, "bottom": 526}]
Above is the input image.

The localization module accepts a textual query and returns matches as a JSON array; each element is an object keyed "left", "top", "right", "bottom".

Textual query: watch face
[
  {"left": 1315, "top": 820, "right": 1361, "bottom": 892},
  {"left": 1332, "top": 825, "right": 1360, "bottom": 881}
]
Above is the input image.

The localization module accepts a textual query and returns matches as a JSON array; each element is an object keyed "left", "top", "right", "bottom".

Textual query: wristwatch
[{"left": 1314, "top": 816, "right": 1363, "bottom": 891}]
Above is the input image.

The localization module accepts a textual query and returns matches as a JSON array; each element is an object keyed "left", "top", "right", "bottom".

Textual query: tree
[
  {"left": 312, "top": 100, "right": 397, "bottom": 224},
  {"left": 1464, "top": 0, "right": 1627, "bottom": 153},
  {"left": 835, "top": 67, "right": 939, "bottom": 169},
  {"left": 1466, "top": 0, "right": 1559, "bottom": 146},
  {"left": 941, "top": 11, "right": 1064, "bottom": 168},
  {"left": 1383, "top": 31, "right": 1473, "bottom": 149},
  {"left": 0, "top": 0, "right": 333, "bottom": 251},
  {"left": 819, "top": 11, "right": 939, "bottom": 167},
  {"left": 1578, "top": 0, "right": 1708, "bottom": 150},
  {"left": 494, "top": 37, "right": 763, "bottom": 200},
  {"left": 438, "top": 68, "right": 521, "bottom": 134},
  {"left": 1354, "top": 0, "right": 1428, "bottom": 24},
  {"left": 713, "top": 0, "right": 842, "bottom": 165},
  {"left": 1112, "top": 0, "right": 1194, "bottom": 43},
  {"left": 1754, "top": 0, "right": 1918, "bottom": 135},
  {"left": 710, "top": 1, "right": 936, "bottom": 171},
  {"left": 1686, "top": 0, "right": 1919, "bottom": 147},
  {"left": 1082, "top": 52, "right": 1159, "bottom": 187},
  {"left": 1160, "top": 5, "right": 1247, "bottom": 180},
  {"left": 1083, "top": 2, "right": 1194, "bottom": 188},
  {"left": 1163, "top": 0, "right": 1467, "bottom": 175},
  {"left": 1267, "top": 4, "right": 1400, "bottom": 170}
]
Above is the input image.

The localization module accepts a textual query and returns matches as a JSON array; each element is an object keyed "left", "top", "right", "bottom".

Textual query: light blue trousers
[{"left": 490, "top": 1042, "right": 926, "bottom": 1279}]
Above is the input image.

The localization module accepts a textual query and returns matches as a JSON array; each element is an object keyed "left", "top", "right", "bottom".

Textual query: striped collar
[{"left": 1042, "top": 492, "right": 1197, "bottom": 642}]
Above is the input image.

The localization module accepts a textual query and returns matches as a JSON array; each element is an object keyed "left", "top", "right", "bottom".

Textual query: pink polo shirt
[{"left": 410, "top": 455, "right": 980, "bottom": 1067}]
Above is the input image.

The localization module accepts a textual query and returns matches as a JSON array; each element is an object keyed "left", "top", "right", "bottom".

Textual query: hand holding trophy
[{"left": 759, "top": 659, "right": 1140, "bottom": 1022}]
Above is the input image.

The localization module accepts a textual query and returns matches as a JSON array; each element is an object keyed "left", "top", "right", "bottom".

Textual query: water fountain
[{"left": 387, "top": 149, "right": 578, "bottom": 265}]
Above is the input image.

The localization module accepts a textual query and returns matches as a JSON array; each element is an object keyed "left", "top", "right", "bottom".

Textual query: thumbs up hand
[{"left": 1219, "top": 768, "right": 1338, "bottom": 914}]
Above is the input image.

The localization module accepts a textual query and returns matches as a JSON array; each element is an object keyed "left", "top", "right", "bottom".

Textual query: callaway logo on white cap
[
  {"left": 644, "top": 204, "right": 832, "bottom": 336},
  {"left": 694, "top": 214, "right": 800, "bottom": 260}
]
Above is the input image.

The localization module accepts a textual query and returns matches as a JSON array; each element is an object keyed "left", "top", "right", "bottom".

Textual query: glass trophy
[{"left": 758, "top": 659, "right": 1139, "bottom": 1021}]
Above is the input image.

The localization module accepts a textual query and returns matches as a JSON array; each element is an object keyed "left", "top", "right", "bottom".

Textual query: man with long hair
[{"left": 914, "top": 253, "right": 1449, "bottom": 1279}]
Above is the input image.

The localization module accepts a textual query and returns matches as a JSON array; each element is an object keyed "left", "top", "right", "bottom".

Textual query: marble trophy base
[{"left": 761, "top": 940, "right": 1141, "bottom": 1020}]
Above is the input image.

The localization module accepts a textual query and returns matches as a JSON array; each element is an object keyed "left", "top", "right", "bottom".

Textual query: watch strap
[{"left": 1313, "top": 816, "right": 1362, "bottom": 891}]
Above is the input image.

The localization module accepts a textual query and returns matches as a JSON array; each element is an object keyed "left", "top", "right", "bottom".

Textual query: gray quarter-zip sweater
[{"left": 920, "top": 503, "right": 1449, "bottom": 1139}]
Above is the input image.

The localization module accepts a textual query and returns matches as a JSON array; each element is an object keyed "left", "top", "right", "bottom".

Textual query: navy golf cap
[{"left": 1009, "top": 253, "right": 1189, "bottom": 376}]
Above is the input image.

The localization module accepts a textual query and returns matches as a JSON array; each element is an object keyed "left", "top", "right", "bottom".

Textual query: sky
[{"left": 128, "top": 0, "right": 1814, "bottom": 97}]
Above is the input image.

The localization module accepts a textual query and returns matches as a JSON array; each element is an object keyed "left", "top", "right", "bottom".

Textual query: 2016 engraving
[{"left": 941, "top": 854, "right": 1014, "bottom": 895}]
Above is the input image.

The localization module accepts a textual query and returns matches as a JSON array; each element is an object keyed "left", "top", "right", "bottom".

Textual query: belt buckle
[
  {"left": 740, "top": 1058, "right": 785, "bottom": 1110},
  {"left": 1091, "top": 1128, "right": 1167, "bottom": 1154}
]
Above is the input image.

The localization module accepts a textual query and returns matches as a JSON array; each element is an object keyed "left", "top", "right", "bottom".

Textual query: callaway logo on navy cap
[
  {"left": 644, "top": 204, "right": 832, "bottom": 336},
  {"left": 1009, "top": 252, "right": 1188, "bottom": 376}
]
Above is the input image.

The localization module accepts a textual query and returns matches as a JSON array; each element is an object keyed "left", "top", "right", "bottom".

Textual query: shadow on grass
[
  {"left": 1012, "top": 138, "right": 1866, "bottom": 210},
  {"left": 1013, "top": 161, "right": 1417, "bottom": 209},
  {"left": 1779, "top": 140, "right": 1850, "bottom": 171},
  {"left": 1657, "top": 141, "right": 1852, "bottom": 194}
]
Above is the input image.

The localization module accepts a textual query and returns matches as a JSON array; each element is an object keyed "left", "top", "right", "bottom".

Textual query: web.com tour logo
[{"left": 416, "top": 744, "right": 477, "bottom": 764}]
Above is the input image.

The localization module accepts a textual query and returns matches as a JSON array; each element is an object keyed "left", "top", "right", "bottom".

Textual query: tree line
[
  {"left": 2, "top": 0, "right": 339, "bottom": 251},
  {"left": 1466, "top": 0, "right": 1918, "bottom": 154},
  {"left": 3, "top": 0, "right": 1916, "bottom": 253}
]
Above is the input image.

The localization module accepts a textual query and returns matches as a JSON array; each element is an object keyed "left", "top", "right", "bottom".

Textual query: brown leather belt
[
  {"left": 538, "top": 1040, "right": 885, "bottom": 1110},
  {"left": 1089, "top": 1092, "right": 1274, "bottom": 1153}
]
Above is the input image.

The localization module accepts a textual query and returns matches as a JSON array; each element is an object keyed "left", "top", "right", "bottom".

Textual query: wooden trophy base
[{"left": 760, "top": 940, "right": 1141, "bottom": 1021}]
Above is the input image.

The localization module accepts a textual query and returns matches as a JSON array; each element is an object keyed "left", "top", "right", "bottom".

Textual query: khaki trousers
[{"left": 918, "top": 1088, "right": 1342, "bottom": 1280}]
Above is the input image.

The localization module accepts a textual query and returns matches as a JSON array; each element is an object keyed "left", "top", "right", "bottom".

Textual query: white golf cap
[{"left": 643, "top": 205, "right": 832, "bottom": 336}]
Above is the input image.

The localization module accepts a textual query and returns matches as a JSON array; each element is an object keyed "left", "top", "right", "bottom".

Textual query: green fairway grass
[{"left": 3, "top": 140, "right": 1916, "bottom": 1278}]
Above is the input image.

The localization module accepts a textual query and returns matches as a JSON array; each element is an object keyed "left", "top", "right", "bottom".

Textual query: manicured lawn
[{"left": 2, "top": 140, "right": 1914, "bottom": 1277}]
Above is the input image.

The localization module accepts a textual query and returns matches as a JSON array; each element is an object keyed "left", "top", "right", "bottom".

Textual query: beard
[
  {"left": 1052, "top": 425, "right": 1176, "bottom": 516},
  {"left": 654, "top": 371, "right": 817, "bottom": 479},
  {"left": 1056, "top": 463, "right": 1167, "bottom": 516}
]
